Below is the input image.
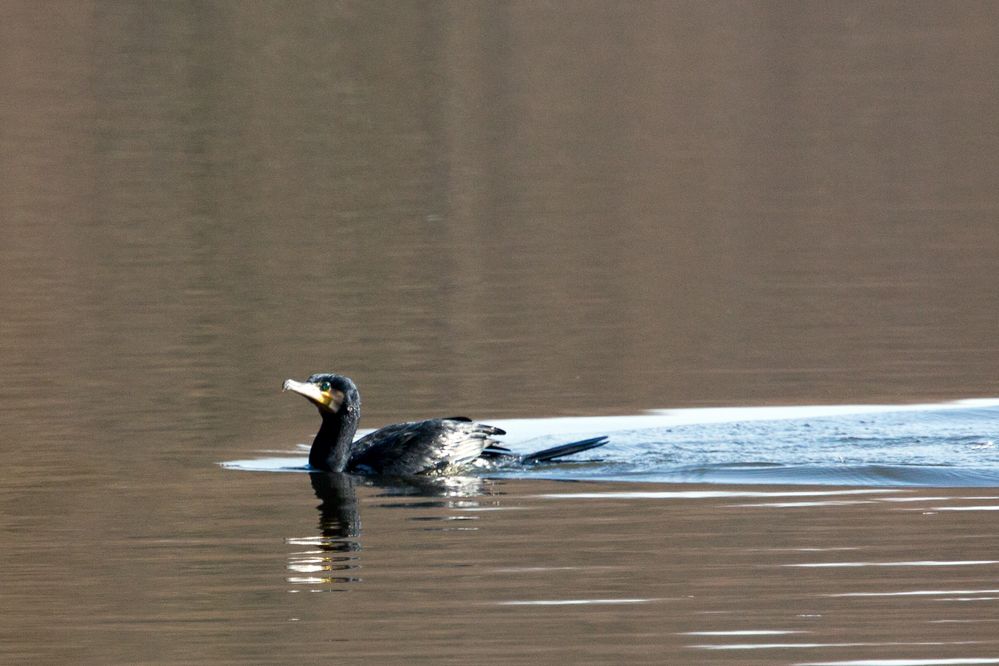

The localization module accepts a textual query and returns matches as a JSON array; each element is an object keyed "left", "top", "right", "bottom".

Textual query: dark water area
[{"left": 3, "top": 2, "right": 999, "bottom": 664}]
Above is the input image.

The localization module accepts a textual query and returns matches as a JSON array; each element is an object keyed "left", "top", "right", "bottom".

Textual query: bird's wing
[{"left": 348, "top": 419, "right": 502, "bottom": 476}]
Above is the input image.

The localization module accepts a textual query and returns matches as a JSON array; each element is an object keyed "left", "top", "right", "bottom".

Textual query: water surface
[
  {"left": 7, "top": 470, "right": 999, "bottom": 664},
  {"left": 3, "top": 2, "right": 999, "bottom": 664}
]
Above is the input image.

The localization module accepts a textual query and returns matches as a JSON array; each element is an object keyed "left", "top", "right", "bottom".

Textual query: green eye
[{"left": 319, "top": 381, "right": 331, "bottom": 392}]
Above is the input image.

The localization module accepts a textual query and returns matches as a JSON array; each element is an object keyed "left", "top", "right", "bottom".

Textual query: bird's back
[{"left": 346, "top": 418, "right": 505, "bottom": 476}]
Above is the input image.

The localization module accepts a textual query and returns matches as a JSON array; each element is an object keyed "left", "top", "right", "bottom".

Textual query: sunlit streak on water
[
  {"left": 495, "top": 598, "right": 658, "bottom": 606},
  {"left": 929, "top": 620, "right": 999, "bottom": 624},
  {"left": 683, "top": 630, "right": 808, "bottom": 636},
  {"left": 796, "top": 658, "right": 999, "bottom": 666},
  {"left": 537, "top": 489, "right": 901, "bottom": 499},
  {"left": 691, "top": 641, "right": 984, "bottom": 650},
  {"left": 730, "top": 500, "right": 880, "bottom": 507},
  {"left": 786, "top": 561, "right": 999, "bottom": 568},
  {"left": 286, "top": 535, "right": 359, "bottom": 547},
  {"left": 827, "top": 589, "right": 999, "bottom": 597}
]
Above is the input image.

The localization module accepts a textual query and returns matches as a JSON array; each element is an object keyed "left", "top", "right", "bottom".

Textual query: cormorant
[{"left": 283, "top": 373, "right": 608, "bottom": 475}]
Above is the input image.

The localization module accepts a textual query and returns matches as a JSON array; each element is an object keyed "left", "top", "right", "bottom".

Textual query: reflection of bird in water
[
  {"left": 310, "top": 472, "right": 362, "bottom": 543},
  {"left": 284, "top": 373, "right": 608, "bottom": 475},
  {"left": 301, "top": 469, "right": 498, "bottom": 590},
  {"left": 283, "top": 473, "right": 362, "bottom": 589},
  {"left": 309, "top": 471, "right": 491, "bottom": 539}
]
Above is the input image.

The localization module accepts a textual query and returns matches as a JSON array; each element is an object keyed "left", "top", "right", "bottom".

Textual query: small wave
[{"left": 222, "top": 457, "right": 310, "bottom": 472}]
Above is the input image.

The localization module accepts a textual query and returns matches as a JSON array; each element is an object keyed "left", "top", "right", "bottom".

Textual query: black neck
[{"left": 309, "top": 409, "right": 359, "bottom": 472}]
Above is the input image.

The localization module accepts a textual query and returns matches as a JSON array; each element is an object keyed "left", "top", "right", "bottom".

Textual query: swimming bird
[{"left": 283, "top": 373, "right": 607, "bottom": 475}]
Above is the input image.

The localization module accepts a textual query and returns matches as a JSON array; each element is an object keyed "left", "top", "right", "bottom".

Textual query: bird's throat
[{"left": 309, "top": 411, "right": 358, "bottom": 472}]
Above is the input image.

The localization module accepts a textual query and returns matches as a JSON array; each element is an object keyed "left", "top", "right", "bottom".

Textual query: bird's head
[{"left": 283, "top": 373, "right": 360, "bottom": 417}]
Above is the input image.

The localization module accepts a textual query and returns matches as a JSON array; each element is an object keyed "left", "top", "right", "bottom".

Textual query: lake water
[{"left": 3, "top": 2, "right": 999, "bottom": 664}]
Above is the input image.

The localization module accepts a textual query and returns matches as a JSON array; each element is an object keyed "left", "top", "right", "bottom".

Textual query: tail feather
[
  {"left": 520, "top": 436, "right": 608, "bottom": 464},
  {"left": 481, "top": 444, "right": 517, "bottom": 459}
]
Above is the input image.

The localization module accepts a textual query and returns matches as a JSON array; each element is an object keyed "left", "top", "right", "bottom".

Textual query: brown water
[{"left": 2, "top": 2, "right": 999, "bottom": 663}]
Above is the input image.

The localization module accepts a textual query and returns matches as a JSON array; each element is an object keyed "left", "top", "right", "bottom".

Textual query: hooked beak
[{"left": 283, "top": 379, "right": 345, "bottom": 413}]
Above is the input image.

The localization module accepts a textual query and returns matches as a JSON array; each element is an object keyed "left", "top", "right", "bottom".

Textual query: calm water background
[{"left": 3, "top": 2, "right": 999, "bottom": 663}]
